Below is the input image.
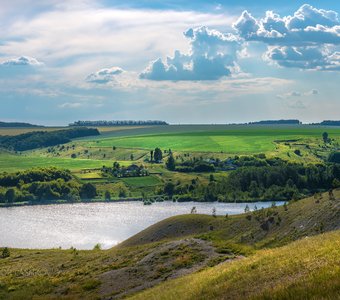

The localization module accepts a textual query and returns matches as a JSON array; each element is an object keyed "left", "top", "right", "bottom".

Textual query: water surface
[{"left": 0, "top": 201, "right": 282, "bottom": 249}]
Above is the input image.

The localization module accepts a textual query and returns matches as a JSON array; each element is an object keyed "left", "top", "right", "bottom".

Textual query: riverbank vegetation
[{"left": 0, "top": 168, "right": 97, "bottom": 204}]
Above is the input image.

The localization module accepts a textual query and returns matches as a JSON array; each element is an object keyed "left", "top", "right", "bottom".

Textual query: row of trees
[
  {"left": 203, "top": 162, "right": 340, "bottom": 202},
  {"left": 70, "top": 120, "right": 168, "bottom": 126},
  {"left": 0, "top": 167, "right": 72, "bottom": 187},
  {"left": 161, "top": 155, "right": 340, "bottom": 202}
]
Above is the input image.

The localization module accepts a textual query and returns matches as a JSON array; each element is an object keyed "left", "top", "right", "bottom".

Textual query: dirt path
[{"left": 100, "top": 238, "right": 238, "bottom": 299}]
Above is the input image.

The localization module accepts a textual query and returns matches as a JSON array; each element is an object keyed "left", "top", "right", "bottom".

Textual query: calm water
[{"left": 0, "top": 201, "right": 282, "bottom": 249}]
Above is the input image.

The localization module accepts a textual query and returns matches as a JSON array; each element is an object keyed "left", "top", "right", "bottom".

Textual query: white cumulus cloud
[
  {"left": 140, "top": 26, "right": 242, "bottom": 81},
  {"left": 0, "top": 56, "right": 43, "bottom": 66},
  {"left": 86, "top": 67, "right": 124, "bottom": 84},
  {"left": 234, "top": 4, "right": 340, "bottom": 70}
]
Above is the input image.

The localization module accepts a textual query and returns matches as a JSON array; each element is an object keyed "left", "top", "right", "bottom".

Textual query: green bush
[{"left": 1, "top": 247, "right": 10, "bottom": 258}]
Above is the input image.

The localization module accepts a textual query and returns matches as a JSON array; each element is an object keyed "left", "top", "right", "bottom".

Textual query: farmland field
[
  {"left": 0, "top": 125, "right": 149, "bottom": 136},
  {"left": 83, "top": 125, "right": 340, "bottom": 153},
  {"left": 1, "top": 125, "right": 340, "bottom": 173},
  {"left": 0, "top": 127, "right": 65, "bottom": 136},
  {"left": 121, "top": 175, "right": 162, "bottom": 187},
  {"left": 0, "top": 152, "right": 112, "bottom": 172}
]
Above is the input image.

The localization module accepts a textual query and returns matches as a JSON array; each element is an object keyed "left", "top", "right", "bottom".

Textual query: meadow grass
[
  {"left": 0, "top": 126, "right": 149, "bottom": 136},
  {"left": 121, "top": 175, "right": 162, "bottom": 187},
  {"left": 83, "top": 126, "right": 340, "bottom": 153},
  {"left": 0, "top": 152, "right": 111, "bottom": 172},
  {"left": 130, "top": 230, "right": 340, "bottom": 300}
]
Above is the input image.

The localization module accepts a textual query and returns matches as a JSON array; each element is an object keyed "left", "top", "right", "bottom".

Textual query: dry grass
[{"left": 130, "top": 230, "right": 340, "bottom": 300}]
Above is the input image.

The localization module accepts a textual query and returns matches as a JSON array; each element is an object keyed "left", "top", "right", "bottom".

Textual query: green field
[
  {"left": 84, "top": 126, "right": 340, "bottom": 153},
  {"left": 0, "top": 152, "right": 112, "bottom": 172},
  {"left": 121, "top": 176, "right": 162, "bottom": 187},
  {"left": 1, "top": 125, "right": 340, "bottom": 173}
]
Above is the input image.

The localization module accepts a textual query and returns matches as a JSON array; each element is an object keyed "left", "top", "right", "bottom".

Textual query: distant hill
[
  {"left": 312, "top": 120, "right": 340, "bottom": 126},
  {"left": 0, "top": 121, "right": 42, "bottom": 128},
  {"left": 69, "top": 120, "right": 169, "bottom": 126},
  {"left": 121, "top": 189, "right": 340, "bottom": 249},
  {"left": 247, "top": 119, "right": 301, "bottom": 125}
]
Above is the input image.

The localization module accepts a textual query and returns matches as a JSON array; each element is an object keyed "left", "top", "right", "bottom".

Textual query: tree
[
  {"left": 5, "top": 189, "right": 15, "bottom": 203},
  {"left": 329, "top": 189, "right": 335, "bottom": 201},
  {"left": 323, "top": 132, "right": 329, "bottom": 143},
  {"left": 80, "top": 183, "right": 97, "bottom": 199},
  {"left": 329, "top": 152, "right": 340, "bottom": 163},
  {"left": 191, "top": 206, "right": 197, "bottom": 214},
  {"left": 119, "top": 188, "right": 127, "bottom": 198},
  {"left": 93, "top": 243, "right": 101, "bottom": 250},
  {"left": 212, "top": 207, "right": 216, "bottom": 217},
  {"left": 150, "top": 150, "right": 154, "bottom": 162},
  {"left": 244, "top": 204, "right": 250, "bottom": 213},
  {"left": 130, "top": 154, "right": 134, "bottom": 161},
  {"left": 154, "top": 148, "right": 162, "bottom": 162},
  {"left": 294, "top": 149, "right": 301, "bottom": 156},
  {"left": 209, "top": 174, "right": 215, "bottom": 182},
  {"left": 105, "top": 190, "right": 111, "bottom": 201},
  {"left": 164, "top": 182, "right": 175, "bottom": 197},
  {"left": 1, "top": 247, "right": 10, "bottom": 258},
  {"left": 166, "top": 154, "right": 176, "bottom": 171}
]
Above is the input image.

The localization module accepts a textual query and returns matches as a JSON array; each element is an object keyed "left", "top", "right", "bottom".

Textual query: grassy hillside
[
  {"left": 130, "top": 229, "right": 340, "bottom": 300},
  {"left": 83, "top": 125, "right": 340, "bottom": 153},
  {"left": 122, "top": 189, "right": 340, "bottom": 250}
]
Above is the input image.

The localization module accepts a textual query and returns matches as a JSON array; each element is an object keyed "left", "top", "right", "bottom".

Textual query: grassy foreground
[{"left": 130, "top": 230, "right": 340, "bottom": 300}]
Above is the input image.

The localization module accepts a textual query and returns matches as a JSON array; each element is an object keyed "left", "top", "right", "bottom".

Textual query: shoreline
[{"left": 0, "top": 197, "right": 284, "bottom": 208}]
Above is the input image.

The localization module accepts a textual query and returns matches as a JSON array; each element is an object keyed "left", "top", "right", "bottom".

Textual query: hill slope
[
  {"left": 121, "top": 189, "right": 340, "bottom": 251},
  {"left": 130, "top": 229, "right": 340, "bottom": 300}
]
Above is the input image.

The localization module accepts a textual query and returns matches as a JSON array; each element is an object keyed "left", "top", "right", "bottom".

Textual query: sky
[{"left": 0, "top": 1, "right": 340, "bottom": 125}]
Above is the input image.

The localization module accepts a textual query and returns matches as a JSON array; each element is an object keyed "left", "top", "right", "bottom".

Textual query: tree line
[
  {"left": 0, "top": 168, "right": 97, "bottom": 204},
  {"left": 70, "top": 120, "right": 168, "bottom": 126},
  {"left": 163, "top": 155, "right": 340, "bottom": 202},
  {"left": 0, "top": 127, "right": 99, "bottom": 151}
]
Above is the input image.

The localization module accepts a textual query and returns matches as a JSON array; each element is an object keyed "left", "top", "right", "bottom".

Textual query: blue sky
[{"left": 0, "top": 1, "right": 340, "bottom": 125}]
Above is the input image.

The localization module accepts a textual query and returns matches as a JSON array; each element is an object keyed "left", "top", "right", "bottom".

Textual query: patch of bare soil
[{"left": 100, "top": 238, "right": 237, "bottom": 299}]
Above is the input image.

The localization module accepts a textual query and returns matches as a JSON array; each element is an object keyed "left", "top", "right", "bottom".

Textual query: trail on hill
[{"left": 100, "top": 238, "right": 239, "bottom": 299}]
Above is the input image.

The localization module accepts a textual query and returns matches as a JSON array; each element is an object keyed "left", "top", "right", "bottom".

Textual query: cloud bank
[
  {"left": 234, "top": 4, "right": 340, "bottom": 70},
  {"left": 140, "top": 26, "right": 241, "bottom": 81},
  {"left": 137, "top": 4, "right": 340, "bottom": 82}
]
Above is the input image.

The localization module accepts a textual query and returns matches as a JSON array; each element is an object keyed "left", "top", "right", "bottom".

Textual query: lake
[{"left": 0, "top": 201, "right": 283, "bottom": 249}]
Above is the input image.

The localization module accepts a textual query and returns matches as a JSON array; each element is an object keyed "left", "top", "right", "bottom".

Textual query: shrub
[
  {"left": 1, "top": 247, "right": 10, "bottom": 258},
  {"left": 329, "top": 152, "right": 340, "bottom": 163}
]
